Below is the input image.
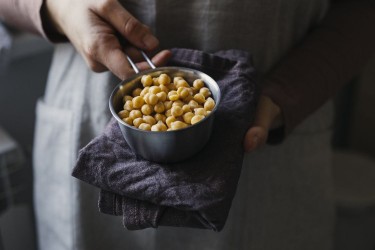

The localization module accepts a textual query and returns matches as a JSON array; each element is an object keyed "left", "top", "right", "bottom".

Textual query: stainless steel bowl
[{"left": 109, "top": 66, "right": 221, "bottom": 163}]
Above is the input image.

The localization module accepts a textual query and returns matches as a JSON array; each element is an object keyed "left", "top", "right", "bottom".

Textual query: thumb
[{"left": 243, "top": 95, "right": 282, "bottom": 152}]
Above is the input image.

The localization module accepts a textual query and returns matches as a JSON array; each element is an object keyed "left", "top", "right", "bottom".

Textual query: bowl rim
[{"left": 109, "top": 66, "right": 221, "bottom": 134}]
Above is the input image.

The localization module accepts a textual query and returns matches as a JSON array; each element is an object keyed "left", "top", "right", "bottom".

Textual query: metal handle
[{"left": 126, "top": 50, "right": 156, "bottom": 74}]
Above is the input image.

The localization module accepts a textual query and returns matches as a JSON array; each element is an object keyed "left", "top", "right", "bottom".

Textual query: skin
[{"left": 45, "top": 0, "right": 283, "bottom": 152}]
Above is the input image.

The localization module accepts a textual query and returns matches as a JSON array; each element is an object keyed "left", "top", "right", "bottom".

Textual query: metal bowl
[{"left": 109, "top": 66, "right": 221, "bottom": 163}]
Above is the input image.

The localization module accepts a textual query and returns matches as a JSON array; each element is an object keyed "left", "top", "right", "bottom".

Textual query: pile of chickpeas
[{"left": 117, "top": 73, "right": 216, "bottom": 131}]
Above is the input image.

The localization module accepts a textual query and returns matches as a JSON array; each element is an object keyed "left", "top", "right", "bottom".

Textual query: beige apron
[{"left": 33, "top": 0, "right": 334, "bottom": 249}]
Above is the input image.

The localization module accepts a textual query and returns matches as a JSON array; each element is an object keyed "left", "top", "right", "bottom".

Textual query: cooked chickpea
[
  {"left": 132, "top": 96, "right": 144, "bottom": 109},
  {"left": 129, "top": 110, "right": 142, "bottom": 120},
  {"left": 172, "top": 100, "right": 184, "bottom": 107},
  {"left": 124, "top": 100, "right": 133, "bottom": 111},
  {"left": 156, "top": 91, "right": 167, "bottom": 102},
  {"left": 182, "top": 104, "right": 191, "bottom": 113},
  {"left": 194, "top": 93, "right": 206, "bottom": 104},
  {"left": 200, "top": 87, "right": 211, "bottom": 98},
  {"left": 123, "top": 95, "right": 133, "bottom": 102},
  {"left": 188, "top": 100, "right": 199, "bottom": 109},
  {"left": 194, "top": 108, "right": 207, "bottom": 116},
  {"left": 183, "top": 95, "right": 194, "bottom": 102},
  {"left": 133, "top": 117, "right": 144, "bottom": 128},
  {"left": 160, "top": 85, "right": 169, "bottom": 93},
  {"left": 151, "top": 124, "right": 162, "bottom": 132},
  {"left": 139, "top": 123, "right": 151, "bottom": 131},
  {"left": 165, "top": 109, "right": 172, "bottom": 117},
  {"left": 154, "top": 102, "right": 165, "bottom": 113},
  {"left": 145, "top": 93, "right": 158, "bottom": 105},
  {"left": 193, "top": 79, "right": 204, "bottom": 90},
  {"left": 152, "top": 77, "right": 160, "bottom": 86},
  {"left": 149, "top": 86, "right": 161, "bottom": 95},
  {"left": 132, "top": 88, "right": 142, "bottom": 97},
  {"left": 171, "top": 121, "right": 188, "bottom": 130},
  {"left": 141, "top": 75, "right": 153, "bottom": 87},
  {"left": 140, "top": 87, "right": 150, "bottom": 97},
  {"left": 158, "top": 73, "right": 171, "bottom": 85},
  {"left": 168, "top": 91, "right": 179, "bottom": 101},
  {"left": 204, "top": 97, "right": 215, "bottom": 111},
  {"left": 167, "top": 83, "right": 177, "bottom": 91},
  {"left": 164, "top": 101, "right": 173, "bottom": 110},
  {"left": 171, "top": 106, "right": 183, "bottom": 117},
  {"left": 118, "top": 110, "right": 129, "bottom": 119},
  {"left": 143, "top": 115, "right": 156, "bottom": 125},
  {"left": 176, "top": 79, "right": 189, "bottom": 89},
  {"left": 141, "top": 104, "right": 153, "bottom": 115},
  {"left": 123, "top": 117, "right": 133, "bottom": 126},
  {"left": 151, "top": 120, "right": 168, "bottom": 131},
  {"left": 166, "top": 116, "right": 176, "bottom": 128},
  {"left": 191, "top": 115, "right": 205, "bottom": 125},
  {"left": 154, "top": 113, "right": 166, "bottom": 123},
  {"left": 183, "top": 112, "right": 194, "bottom": 124},
  {"left": 177, "top": 87, "right": 190, "bottom": 99},
  {"left": 173, "top": 76, "right": 183, "bottom": 85}
]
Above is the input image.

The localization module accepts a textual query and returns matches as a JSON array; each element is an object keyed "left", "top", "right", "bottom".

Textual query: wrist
[{"left": 40, "top": 0, "right": 66, "bottom": 41}]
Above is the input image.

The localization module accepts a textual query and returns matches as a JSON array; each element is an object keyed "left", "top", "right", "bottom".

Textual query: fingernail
[{"left": 142, "top": 34, "right": 159, "bottom": 49}]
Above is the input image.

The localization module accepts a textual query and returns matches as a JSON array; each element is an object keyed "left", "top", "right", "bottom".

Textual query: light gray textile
[
  {"left": 0, "top": 23, "right": 11, "bottom": 75},
  {"left": 33, "top": 0, "right": 334, "bottom": 249}
]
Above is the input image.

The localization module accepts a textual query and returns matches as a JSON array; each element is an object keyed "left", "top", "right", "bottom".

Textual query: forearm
[
  {"left": 0, "top": 0, "right": 45, "bottom": 35},
  {"left": 262, "top": 1, "right": 375, "bottom": 135}
]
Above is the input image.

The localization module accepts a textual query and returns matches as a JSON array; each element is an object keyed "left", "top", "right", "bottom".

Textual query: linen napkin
[{"left": 72, "top": 48, "right": 258, "bottom": 231}]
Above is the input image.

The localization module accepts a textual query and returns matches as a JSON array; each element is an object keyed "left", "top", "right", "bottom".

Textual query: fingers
[
  {"left": 96, "top": 0, "right": 159, "bottom": 50},
  {"left": 243, "top": 96, "right": 282, "bottom": 152}
]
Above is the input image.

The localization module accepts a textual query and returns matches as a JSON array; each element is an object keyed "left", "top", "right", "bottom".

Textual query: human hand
[
  {"left": 45, "top": 0, "right": 171, "bottom": 79},
  {"left": 243, "top": 95, "right": 283, "bottom": 152}
]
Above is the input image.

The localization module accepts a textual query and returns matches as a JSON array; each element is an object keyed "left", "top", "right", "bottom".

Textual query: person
[{"left": 1, "top": 0, "right": 375, "bottom": 249}]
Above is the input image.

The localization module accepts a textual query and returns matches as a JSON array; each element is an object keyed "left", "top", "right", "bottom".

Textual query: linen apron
[{"left": 33, "top": 0, "right": 334, "bottom": 249}]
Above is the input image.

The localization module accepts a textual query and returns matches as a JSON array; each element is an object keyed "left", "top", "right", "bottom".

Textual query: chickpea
[
  {"left": 129, "top": 110, "right": 142, "bottom": 120},
  {"left": 143, "top": 115, "right": 156, "bottom": 125},
  {"left": 140, "top": 87, "right": 150, "bottom": 97},
  {"left": 145, "top": 93, "right": 159, "bottom": 105},
  {"left": 193, "top": 79, "right": 204, "bottom": 90},
  {"left": 165, "top": 109, "right": 172, "bottom": 117},
  {"left": 194, "top": 108, "right": 207, "bottom": 116},
  {"left": 123, "top": 117, "right": 133, "bottom": 126},
  {"left": 123, "top": 95, "right": 133, "bottom": 102},
  {"left": 154, "top": 113, "right": 166, "bottom": 123},
  {"left": 204, "top": 97, "right": 216, "bottom": 111},
  {"left": 141, "top": 75, "right": 153, "bottom": 87},
  {"left": 118, "top": 110, "right": 129, "bottom": 119},
  {"left": 177, "top": 87, "right": 190, "bottom": 99},
  {"left": 166, "top": 116, "right": 176, "bottom": 128},
  {"left": 158, "top": 73, "right": 171, "bottom": 85},
  {"left": 188, "top": 100, "right": 199, "bottom": 109},
  {"left": 141, "top": 104, "right": 153, "bottom": 115},
  {"left": 171, "top": 121, "right": 188, "bottom": 130},
  {"left": 124, "top": 100, "right": 133, "bottom": 111},
  {"left": 139, "top": 123, "right": 151, "bottom": 131},
  {"left": 164, "top": 101, "right": 173, "bottom": 110},
  {"left": 160, "top": 84, "right": 169, "bottom": 93},
  {"left": 200, "top": 87, "right": 211, "bottom": 98},
  {"left": 132, "top": 88, "right": 142, "bottom": 97},
  {"left": 173, "top": 76, "right": 183, "bottom": 85},
  {"left": 168, "top": 91, "right": 179, "bottom": 101},
  {"left": 151, "top": 124, "right": 162, "bottom": 132},
  {"left": 156, "top": 91, "right": 167, "bottom": 102},
  {"left": 132, "top": 96, "right": 145, "bottom": 109},
  {"left": 151, "top": 120, "right": 168, "bottom": 131},
  {"left": 154, "top": 102, "right": 165, "bottom": 113},
  {"left": 152, "top": 77, "right": 160, "bottom": 86},
  {"left": 171, "top": 106, "right": 183, "bottom": 117},
  {"left": 183, "top": 112, "right": 194, "bottom": 124},
  {"left": 183, "top": 95, "right": 194, "bottom": 103},
  {"left": 182, "top": 104, "right": 191, "bottom": 113},
  {"left": 191, "top": 115, "right": 205, "bottom": 125},
  {"left": 167, "top": 83, "right": 177, "bottom": 91},
  {"left": 149, "top": 86, "right": 161, "bottom": 95},
  {"left": 206, "top": 111, "right": 211, "bottom": 115},
  {"left": 194, "top": 93, "right": 206, "bottom": 104},
  {"left": 172, "top": 100, "right": 184, "bottom": 107},
  {"left": 176, "top": 79, "right": 190, "bottom": 89},
  {"left": 133, "top": 117, "right": 144, "bottom": 128}
]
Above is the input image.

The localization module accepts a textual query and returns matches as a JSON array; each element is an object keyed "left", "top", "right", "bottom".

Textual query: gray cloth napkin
[{"left": 72, "top": 48, "right": 258, "bottom": 231}]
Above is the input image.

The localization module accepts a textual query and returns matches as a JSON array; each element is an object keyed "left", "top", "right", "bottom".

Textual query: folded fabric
[{"left": 72, "top": 48, "right": 258, "bottom": 231}]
